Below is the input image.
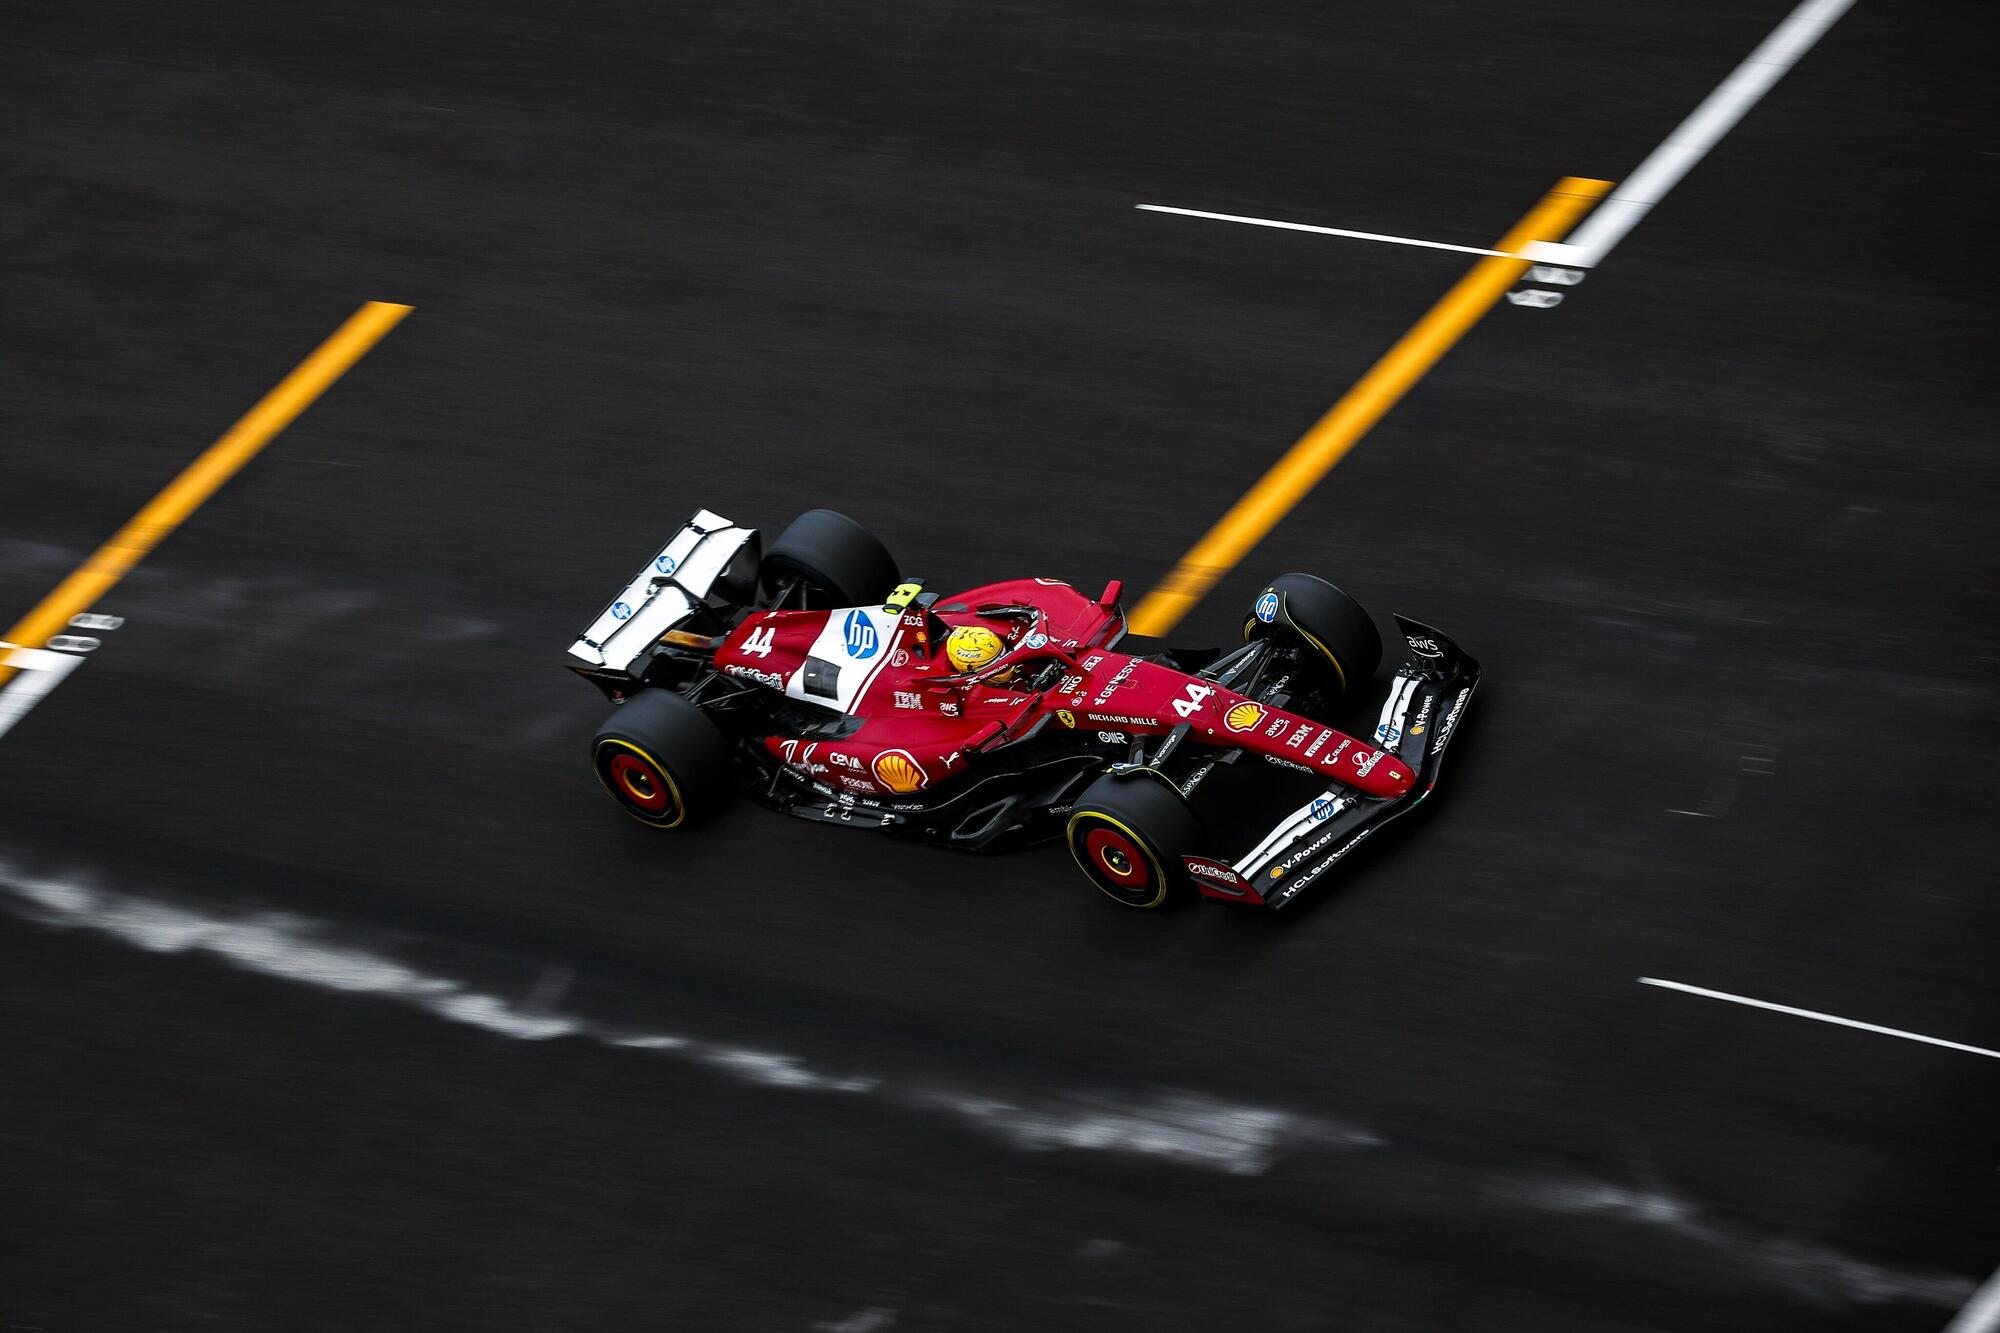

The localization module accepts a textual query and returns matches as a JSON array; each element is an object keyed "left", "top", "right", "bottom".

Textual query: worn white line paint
[
  {"left": 1640, "top": 978, "right": 2000, "bottom": 1060},
  {"left": 1523, "top": 0, "right": 1858, "bottom": 269},
  {"left": 0, "top": 861, "right": 1344, "bottom": 1175},
  {"left": 1135, "top": 205, "right": 1511, "bottom": 257},
  {"left": 1946, "top": 1263, "right": 2000, "bottom": 1333},
  {"left": 0, "top": 644, "right": 85, "bottom": 740}
]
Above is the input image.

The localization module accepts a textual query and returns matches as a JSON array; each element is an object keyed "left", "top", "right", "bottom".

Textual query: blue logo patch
[
  {"left": 655, "top": 554, "right": 677, "bottom": 574},
  {"left": 1024, "top": 632, "right": 1048, "bottom": 650},
  {"left": 1255, "top": 592, "right": 1279, "bottom": 624},
  {"left": 611, "top": 602, "right": 633, "bottom": 620},
  {"left": 1310, "top": 796, "right": 1335, "bottom": 821},
  {"left": 841, "top": 609, "right": 879, "bottom": 659}
]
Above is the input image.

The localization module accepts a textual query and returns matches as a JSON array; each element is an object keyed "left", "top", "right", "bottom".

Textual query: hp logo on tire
[
  {"left": 842, "top": 609, "right": 879, "bottom": 659},
  {"left": 1255, "top": 591, "right": 1279, "bottom": 624}
]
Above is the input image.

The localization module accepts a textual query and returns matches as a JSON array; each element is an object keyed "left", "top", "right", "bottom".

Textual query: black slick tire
[
  {"left": 760, "top": 510, "right": 901, "bottom": 608},
  {"left": 1066, "top": 771, "right": 1203, "bottom": 910},
  {"left": 591, "top": 690, "right": 732, "bottom": 828},
  {"left": 1243, "top": 572, "right": 1382, "bottom": 705}
]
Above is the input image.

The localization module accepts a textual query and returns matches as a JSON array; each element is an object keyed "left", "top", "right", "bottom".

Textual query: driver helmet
[{"left": 944, "top": 624, "right": 1005, "bottom": 673}]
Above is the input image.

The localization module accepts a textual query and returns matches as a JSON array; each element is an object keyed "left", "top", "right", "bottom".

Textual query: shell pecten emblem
[
  {"left": 871, "top": 749, "right": 929, "bottom": 794},
  {"left": 1223, "top": 701, "right": 1266, "bottom": 733}
]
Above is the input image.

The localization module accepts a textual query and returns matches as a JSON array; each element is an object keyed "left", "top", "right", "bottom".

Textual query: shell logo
[
  {"left": 871, "top": 749, "right": 929, "bottom": 794},
  {"left": 1223, "top": 701, "right": 1266, "bottom": 733}
]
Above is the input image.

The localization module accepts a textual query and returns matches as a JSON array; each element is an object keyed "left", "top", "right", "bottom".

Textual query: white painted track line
[
  {"left": 1639, "top": 978, "right": 2000, "bottom": 1060},
  {"left": 1946, "top": 1264, "right": 2000, "bottom": 1333},
  {"left": 0, "top": 644, "right": 86, "bottom": 741},
  {"left": 1524, "top": 0, "right": 1859, "bottom": 269},
  {"left": 1135, "top": 205, "right": 1511, "bottom": 258}
]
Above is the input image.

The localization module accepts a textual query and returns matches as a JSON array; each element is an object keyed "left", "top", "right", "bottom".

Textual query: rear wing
[{"left": 567, "top": 509, "right": 759, "bottom": 674}]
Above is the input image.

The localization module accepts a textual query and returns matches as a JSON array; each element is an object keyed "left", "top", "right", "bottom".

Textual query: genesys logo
[
  {"left": 1254, "top": 591, "right": 1279, "bottom": 624},
  {"left": 842, "top": 609, "right": 879, "bottom": 659}
]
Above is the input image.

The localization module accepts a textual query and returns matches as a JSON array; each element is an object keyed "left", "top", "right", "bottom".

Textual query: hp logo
[
  {"left": 654, "top": 554, "right": 678, "bottom": 574},
  {"left": 611, "top": 602, "right": 633, "bottom": 620},
  {"left": 1310, "top": 796, "right": 1335, "bottom": 822},
  {"left": 1254, "top": 591, "right": 1279, "bottom": 624},
  {"left": 841, "top": 609, "right": 879, "bottom": 659}
]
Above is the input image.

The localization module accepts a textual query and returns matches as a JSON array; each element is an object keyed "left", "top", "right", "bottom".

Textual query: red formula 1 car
[{"left": 567, "top": 509, "right": 1477, "bottom": 910}]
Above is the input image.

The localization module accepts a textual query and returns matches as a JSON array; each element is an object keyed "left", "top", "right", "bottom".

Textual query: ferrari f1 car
[{"left": 567, "top": 509, "right": 1477, "bottom": 910}]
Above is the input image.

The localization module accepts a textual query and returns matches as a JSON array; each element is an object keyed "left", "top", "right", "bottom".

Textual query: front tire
[
  {"left": 591, "top": 691, "right": 733, "bottom": 828},
  {"left": 1243, "top": 572, "right": 1382, "bottom": 705},
  {"left": 1066, "top": 772, "right": 1203, "bottom": 909}
]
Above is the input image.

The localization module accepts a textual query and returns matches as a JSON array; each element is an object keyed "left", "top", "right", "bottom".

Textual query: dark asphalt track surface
[{"left": 3, "top": 2, "right": 1997, "bottom": 1329}]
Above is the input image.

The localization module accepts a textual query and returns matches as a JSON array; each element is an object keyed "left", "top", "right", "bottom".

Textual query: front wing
[{"left": 1182, "top": 616, "right": 1479, "bottom": 909}]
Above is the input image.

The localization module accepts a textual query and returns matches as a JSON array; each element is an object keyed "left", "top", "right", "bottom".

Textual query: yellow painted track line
[
  {"left": 0, "top": 300, "right": 411, "bottom": 686},
  {"left": 1129, "top": 177, "right": 1612, "bottom": 637}
]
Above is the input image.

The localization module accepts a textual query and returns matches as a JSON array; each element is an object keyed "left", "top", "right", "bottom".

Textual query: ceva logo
[
  {"left": 842, "top": 609, "right": 879, "bottom": 659},
  {"left": 1255, "top": 591, "right": 1279, "bottom": 624}
]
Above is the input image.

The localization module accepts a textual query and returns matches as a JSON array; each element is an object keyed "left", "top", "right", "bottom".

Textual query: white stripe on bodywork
[
  {"left": 1374, "top": 675, "right": 1419, "bottom": 752},
  {"left": 1233, "top": 789, "right": 1347, "bottom": 876},
  {"left": 788, "top": 607, "right": 905, "bottom": 713}
]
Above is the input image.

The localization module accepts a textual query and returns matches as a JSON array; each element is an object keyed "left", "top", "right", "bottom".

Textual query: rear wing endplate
[{"left": 567, "top": 509, "right": 757, "bottom": 674}]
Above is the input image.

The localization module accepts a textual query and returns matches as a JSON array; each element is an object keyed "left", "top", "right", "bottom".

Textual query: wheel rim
[
  {"left": 596, "top": 741, "right": 684, "bottom": 827},
  {"left": 1069, "top": 815, "right": 1165, "bottom": 907}
]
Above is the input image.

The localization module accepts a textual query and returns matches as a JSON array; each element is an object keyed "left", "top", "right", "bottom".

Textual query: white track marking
[
  {"left": 1523, "top": 0, "right": 1858, "bottom": 269},
  {"left": 1946, "top": 1264, "right": 2000, "bottom": 1333},
  {"left": 1640, "top": 979, "right": 2000, "bottom": 1060},
  {"left": 0, "top": 644, "right": 86, "bottom": 741},
  {"left": 0, "top": 861, "right": 1352, "bottom": 1176},
  {"left": 1136, "top": 205, "right": 1511, "bottom": 257}
]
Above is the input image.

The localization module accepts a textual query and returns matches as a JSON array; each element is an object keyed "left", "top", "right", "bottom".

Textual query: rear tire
[
  {"left": 1066, "top": 772, "right": 1203, "bottom": 910},
  {"left": 1243, "top": 573, "right": 1381, "bottom": 705},
  {"left": 760, "top": 510, "right": 900, "bottom": 608},
  {"left": 591, "top": 691, "right": 732, "bottom": 828}
]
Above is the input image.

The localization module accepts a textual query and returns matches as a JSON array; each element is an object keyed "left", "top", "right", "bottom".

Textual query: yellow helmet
[{"left": 944, "top": 625, "right": 1005, "bottom": 673}]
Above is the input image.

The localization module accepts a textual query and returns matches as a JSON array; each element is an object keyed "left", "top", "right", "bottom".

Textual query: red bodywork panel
[{"left": 710, "top": 578, "right": 1412, "bottom": 801}]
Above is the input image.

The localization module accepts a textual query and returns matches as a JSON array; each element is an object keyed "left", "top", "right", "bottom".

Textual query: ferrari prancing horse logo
[{"left": 1056, "top": 709, "right": 1076, "bottom": 728}]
